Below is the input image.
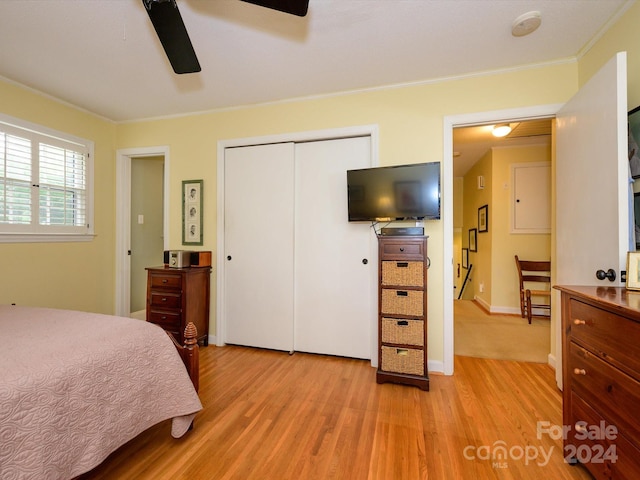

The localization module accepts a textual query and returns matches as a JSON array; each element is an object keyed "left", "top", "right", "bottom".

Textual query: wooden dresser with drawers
[
  {"left": 146, "top": 265, "right": 211, "bottom": 346},
  {"left": 556, "top": 285, "right": 640, "bottom": 478},
  {"left": 376, "top": 235, "right": 429, "bottom": 390}
]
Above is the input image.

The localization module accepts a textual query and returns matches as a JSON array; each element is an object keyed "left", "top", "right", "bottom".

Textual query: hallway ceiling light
[
  {"left": 512, "top": 11, "right": 542, "bottom": 37},
  {"left": 492, "top": 124, "right": 512, "bottom": 137}
]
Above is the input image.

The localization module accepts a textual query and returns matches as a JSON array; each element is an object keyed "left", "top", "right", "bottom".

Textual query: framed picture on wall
[
  {"left": 478, "top": 204, "right": 488, "bottom": 233},
  {"left": 462, "top": 248, "right": 469, "bottom": 269},
  {"left": 182, "top": 179, "right": 203, "bottom": 246},
  {"left": 469, "top": 228, "right": 477, "bottom": 252}
]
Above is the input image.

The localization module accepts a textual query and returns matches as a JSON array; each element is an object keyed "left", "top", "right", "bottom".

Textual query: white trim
[
  {"left": 0, "top": 233, "right": 96, "bottom": 243},
  {"left": 115, "top": 146, "right": 170, "bottom": 317},
  {"left": 443, "top": 104, "right": 563, "bottom": 376},
  {"left": 217, "top": 125, "right": 380, "bottom": 367},
  {"left": 548, "top": 353, "right": 557, "bottom": 370}
]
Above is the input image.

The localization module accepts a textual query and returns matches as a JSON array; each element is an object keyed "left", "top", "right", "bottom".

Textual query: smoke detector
[{"left": 512, "top": 11, "right": 541, "bottom": 37}]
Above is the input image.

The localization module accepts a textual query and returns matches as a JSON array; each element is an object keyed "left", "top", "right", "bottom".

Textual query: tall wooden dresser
[
  {"left": 146, "top": 266, "right": 211, "bottom": 346},
  {"left": 556, "top": 285, "right": 640, "bottom": 478},
  {"left": 376, "top": 235, "right": 429, "bottom": 390}
]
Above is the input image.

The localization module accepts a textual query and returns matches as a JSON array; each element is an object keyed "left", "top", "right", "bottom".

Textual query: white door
[
  {"left": 556, "top": 52, "right": 629, "bottom": 285},
  {"left": 555, "top": 52, "right": 629, "bottom": 386},
  {"left": 224, "top": 143, "right": 295, "bottom": 351},
  {"left": 294, "top": 137, "right": 373, "bottom": 359}
]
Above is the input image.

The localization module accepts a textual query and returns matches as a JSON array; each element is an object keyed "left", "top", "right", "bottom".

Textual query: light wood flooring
[{"left": 78, "top": 346, "right": 592, "bottom": 480}]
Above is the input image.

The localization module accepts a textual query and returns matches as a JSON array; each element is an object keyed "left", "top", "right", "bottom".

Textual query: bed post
[{"left": 167, "top": 322, "right": 200, "bottom": 392}]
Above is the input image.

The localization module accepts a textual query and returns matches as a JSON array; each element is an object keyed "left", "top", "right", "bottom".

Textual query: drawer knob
[
  {"left": 397, "top": 291, "right": 408, "bottom": 297},
  {"left": 396, "top": 348, "right": 409, "bottom": 356},
  {"left": 573, "top": 368, "right": 586, "bottom": 376},
  {"left": 397, "top": 262, "right": 408, "bottom": 268},
  {"left": 573, "top": 319, "right": 586, "bottom": 325},
  {"left": 397, "top": 320, "right": 409, "bottom": 326},
  {"left": 162, "top": 297, "right": 167, "bottom": 302},
  {"left": 162, "top": 279, "right": 168, "bottom": 283},
  {"left": 399, "top": 247, "right": 405, "bottom": 252},
  {"left": 161, "top": 316, "right": 167, "bottom": 320}
]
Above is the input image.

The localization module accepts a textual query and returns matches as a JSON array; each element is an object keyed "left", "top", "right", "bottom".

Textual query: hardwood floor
[{"left": 78, "top": 347, "right": 592, "bottom": 480}]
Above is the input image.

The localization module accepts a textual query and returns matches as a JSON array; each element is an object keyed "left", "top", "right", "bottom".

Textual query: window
[{"left": 0, "top": 114, "right": 94, "bottom": 242}]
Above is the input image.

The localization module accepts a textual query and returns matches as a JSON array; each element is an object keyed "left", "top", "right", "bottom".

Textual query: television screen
[{"left": 347, "top": 162, "right": 441, "bottom": 222}]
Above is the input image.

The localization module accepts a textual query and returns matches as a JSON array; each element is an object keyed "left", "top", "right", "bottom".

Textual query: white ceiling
[
  {"left": 453, "top": 118, "right": 552, "bottom": 176},
  {"left": 0, "top": 0, "right": 630, "bottom": 124}
]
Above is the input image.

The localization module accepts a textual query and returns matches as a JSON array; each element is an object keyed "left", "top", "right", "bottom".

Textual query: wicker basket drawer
[
  {"left": 382, "top": 317, "right": 424, "bottom": 346},
  {"left": 381, "top": 289, "right": 424, "bottom": 316},
  {"left": 380, "top": 346, "right": 424, "bottom": 376},
  {"left": 381, "top": 261, "right": 424, "bottom": 287}
]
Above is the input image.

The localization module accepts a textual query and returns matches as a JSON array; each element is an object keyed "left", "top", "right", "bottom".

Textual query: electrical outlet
[{"left": 479, "top": 282, "right": 484, "bottom": 293}]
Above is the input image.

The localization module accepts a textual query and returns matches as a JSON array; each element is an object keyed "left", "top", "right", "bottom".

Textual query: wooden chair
[{"left": 515, "top": 255, "right": 551, "bottom": 324}]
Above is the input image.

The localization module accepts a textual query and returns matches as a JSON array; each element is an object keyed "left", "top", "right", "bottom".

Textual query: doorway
[
  {"left": 442, "top": 104, "right": 561, "bottom": 375},
  {"left": 115, "top": 147, "right": 170, "bottom": 318},
  {"left": 451, "top": 120, "right": 552, "bottom": 363}
]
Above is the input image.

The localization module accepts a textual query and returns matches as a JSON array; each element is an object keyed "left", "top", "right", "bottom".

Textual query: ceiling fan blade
[
  {"left": 240, "top": 0, "right": 309, "bottom": 17},
  {"left": 142, "top": 0, "right": 201, "bottom": 74}
]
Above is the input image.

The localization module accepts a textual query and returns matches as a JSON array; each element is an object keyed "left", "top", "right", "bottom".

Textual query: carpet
[{"left": 454, "top": 299, "right": 550, "bottom": 363}]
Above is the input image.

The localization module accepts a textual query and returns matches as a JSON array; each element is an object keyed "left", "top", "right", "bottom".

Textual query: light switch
[{"left": 138, "top": 214, "right": 144, "bottom": 224}]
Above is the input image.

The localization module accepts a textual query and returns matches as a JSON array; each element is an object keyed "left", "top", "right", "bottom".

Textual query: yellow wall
[
  {"left": 462, "top": 149, "right": 492, "bottom": 303},
  {"left": 491, "top": 145, "right": 551, "bottom": 310},
  {"left": 579, "top": 1, "right": 640, "bottom": 109},
  {"left": 0, "top": 82, "right": 117, "bottom": 313}
]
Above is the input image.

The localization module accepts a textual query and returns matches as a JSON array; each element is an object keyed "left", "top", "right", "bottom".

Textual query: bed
[{"left": 0, "top": 305, "right": 203, "bottom": 480}]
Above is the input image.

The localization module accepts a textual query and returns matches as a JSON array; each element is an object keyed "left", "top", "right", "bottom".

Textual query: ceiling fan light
[{"left": 492, "top": 124, "right": 512, "bottom": 137}]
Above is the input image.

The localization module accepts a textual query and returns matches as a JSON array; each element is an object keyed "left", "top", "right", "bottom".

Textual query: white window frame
[{"left": 0, "top": 113, "right": 94, "bottom": 243}]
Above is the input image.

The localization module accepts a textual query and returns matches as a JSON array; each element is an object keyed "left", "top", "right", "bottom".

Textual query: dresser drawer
[
  {"left": 568, "top": 392, "right": 640, "bottom": 479},
  {"left": 380, "top": 346, "right": 424, "bottom": 376},
  {"left": 381, "top": 261, "right": 424, "bottom": 287},
  {"left": 381, "top": 317, "right": 424, "bottom": 346},
  {"left": 149, "top": 291, "right": 182, "bottom": 309},
  {"left": 149, "top": 271, "right": 183, "bottom": 290},
  {"left": 380, "top": 239, "right": 425, "bottom": 260},
  {"left": 569, "top": 298, "right": 640, "bottom": 379},
  {"left": 148, "top": 310, "right": 181, "bottom": 330},
  {"left": 381, "top": 289, "right": 424, "bottom": 316},
  {"left": 568, "top": 342, "right": 640, "bottom": 446},
  {"left": 566, "top": 392, "right": 615, "bottom": 479}
]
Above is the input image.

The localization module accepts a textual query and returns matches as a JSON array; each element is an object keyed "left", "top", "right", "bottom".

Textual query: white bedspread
[{"left": 0, "top": 305, "right": 203, "bottom": 480}]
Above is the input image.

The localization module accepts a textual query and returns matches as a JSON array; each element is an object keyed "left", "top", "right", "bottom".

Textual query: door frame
[
  {"left": 115, "top": 146, "right": 170, "bottom": 317},
  {"left": 216, "top": 125, "right": 380, "bottom": 364},
  {"left": 443, "top": 104, "right": 562, "bottom": 375}
]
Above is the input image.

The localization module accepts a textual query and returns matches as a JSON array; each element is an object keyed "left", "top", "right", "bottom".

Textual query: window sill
[{"left": 0, "top": 233, "right": 96, "bottom": 243}]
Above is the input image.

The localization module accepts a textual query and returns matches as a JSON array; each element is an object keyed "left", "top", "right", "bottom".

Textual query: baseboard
[
  {"left": 547, "top": 353, "right": 556, "bottom": 370},
  {"left": 208, "top": 334, "right": 217, "bottom": 346},
  {"left": 473, "top": 296, "right": 491, "bottom": 313},
  {"left": 428, "top": 359, "right": 444, "bottom": 374}
]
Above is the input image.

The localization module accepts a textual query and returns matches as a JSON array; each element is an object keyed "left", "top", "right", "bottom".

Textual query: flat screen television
[{"left": 347, "top": 162, "right": 441, "bottom": 222}]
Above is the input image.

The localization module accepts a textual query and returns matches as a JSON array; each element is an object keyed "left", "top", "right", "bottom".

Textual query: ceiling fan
[{"left": 142, "top": 0, "right": 309, "bottom": 74}]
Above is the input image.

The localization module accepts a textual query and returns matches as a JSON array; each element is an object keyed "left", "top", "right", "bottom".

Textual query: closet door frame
[{"left": 216, "top": 125, "right": 380, "bottom": 366}]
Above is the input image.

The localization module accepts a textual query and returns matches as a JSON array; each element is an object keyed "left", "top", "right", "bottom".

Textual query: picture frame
[
  {"left": 478, "top": 204, "right": 488, "bottom": 233},
  {"left": 629, "top": 105, "right": 640, "bottom": 179},
  {"left": 462, "top": 248, "right": 469, "bottom": 269},
  {"left": 182, "top": 179, "right": 203, "bottom": 246},
  {"left": 469, "top": 228, "right": 477, "bottom": 252},
  {"left": 626, "top": 251, "right": 640, "bottom": 290}
]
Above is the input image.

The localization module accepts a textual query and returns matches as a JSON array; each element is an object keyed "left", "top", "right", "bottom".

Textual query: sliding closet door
[
  {"left": 224, "top": 143, "right": 295, "bottom": 352},
  {"left": 294, "top": 137, "right": 373, "bottom": 359}
]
